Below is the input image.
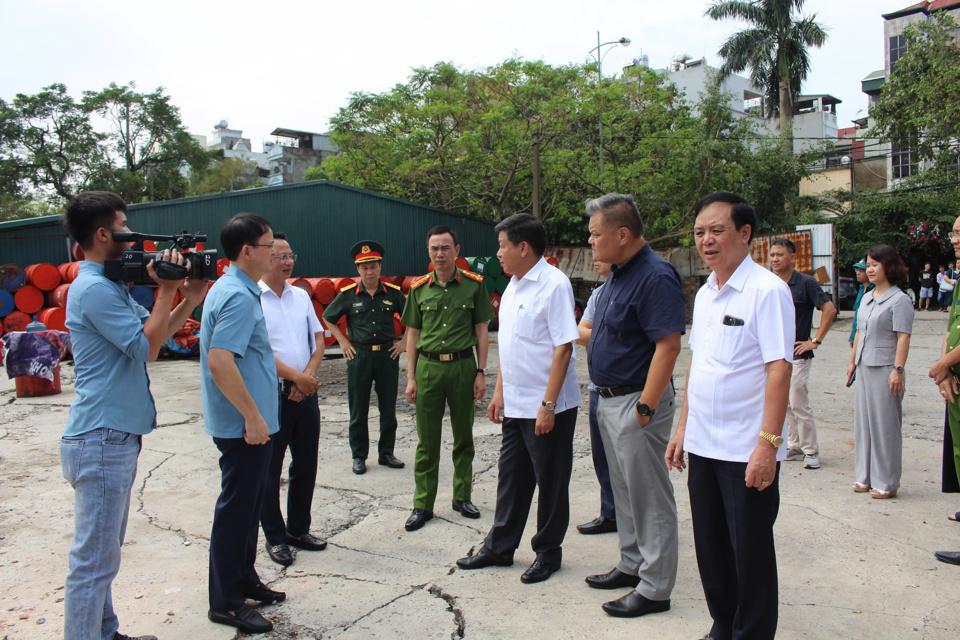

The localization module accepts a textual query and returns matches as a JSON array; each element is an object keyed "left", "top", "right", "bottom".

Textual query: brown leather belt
[{"left": 420, "top": 348, "right": 473, "bottom": 362}]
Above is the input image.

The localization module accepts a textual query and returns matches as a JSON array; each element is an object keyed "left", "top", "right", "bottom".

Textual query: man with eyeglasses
[
  {"left": 200, "top": 213, "right": 283, "bottom": 634},
  {"left": 401, "top": 226, "right": 495, "bottom": 531},
  {"left": 257, "top": 232, "right": 327, "bottom": 567},
  {"left": 323, "top": 240, "right": 408, "bottom": 475}
]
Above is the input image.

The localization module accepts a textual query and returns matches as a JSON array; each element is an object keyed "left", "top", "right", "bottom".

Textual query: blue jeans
[{"left": 61, "top": 428, "right": 142, "bottom": 640}]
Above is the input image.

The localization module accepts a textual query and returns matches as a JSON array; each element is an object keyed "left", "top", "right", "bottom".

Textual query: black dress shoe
[
  {"left": 935, "top": 550, "right": 960, "bottom": 565},
  {"left": 208, "top": 604, "right": 273, "bottom": 633},
  {"left": 452, "top": 499, "right": 481, "bottom": 519},
  {"left": 353, "top": 458, "right": 366, "bottom": 475},
  {"left": 456, "top": 552, "right": 513, "bottom": 570},
  {"left": 601, "top": 591, "right": 671, "bottom": 618},
  {"left": 286, "top": 532, "right": 327, "bottom": 551},
  {"left": 520, "top": 558, "right": 560, "bottom": 584},
  {"left": 265, "top": 542, "right": 293, "bottom": 566},
  {"left": 404, "top": 508, "right": 434, "bottom": 531},
  {"left": 585, "top": 567, "right": 641, "bottom": 590},
  {"left": 378, "top": 453, "right": 405, "bottom": 468},
  {"left": 577, "top": 516, "right": 617, "bottom": 535},
  {"left": 241, "top": 582, "right": 286, "bottom": 604}
]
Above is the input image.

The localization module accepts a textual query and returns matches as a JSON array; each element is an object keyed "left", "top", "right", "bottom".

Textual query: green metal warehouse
[{"left": 0, "top": 181, "right": 500, "bottom": 277}]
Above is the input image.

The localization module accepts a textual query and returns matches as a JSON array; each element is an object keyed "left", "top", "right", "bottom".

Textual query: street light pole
[{"left": 588, "top": 32, "right": 631, "bottom": 191}]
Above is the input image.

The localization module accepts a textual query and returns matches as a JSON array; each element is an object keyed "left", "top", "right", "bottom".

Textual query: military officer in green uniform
[
  {"left": 401, "top": 225, "right": 495, "bottom": 532},
  {"left": 323, "top": 241, "right": 408, "bottom": 475}
]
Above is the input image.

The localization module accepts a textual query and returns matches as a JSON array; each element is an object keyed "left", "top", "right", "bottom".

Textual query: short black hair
[
  {"left": 61, "top": 191, "right": 128, "bottom": 249},
  {"left": 220, "top": 213, "right": 272, "bottom": 261},
  {"left": 585, "top": 193, "right": 644, "bottom": 237},
  {"left": 272, "top": 231, "right": 287, "bottom": 240},
  {"left": 772, "top": 238, "right": 796, "bottom": 253},
  {"left": 866, "top": 245, "right": 908, "bottom": 285},
  {"left": 694, "top": 192, "right": 758, "bottom": 243},
  {"left": 494, "top": 213, "right": 547, "bottom": 256},
  {"left": 427, "top": 225, "right": 459, "bottom": 247}
]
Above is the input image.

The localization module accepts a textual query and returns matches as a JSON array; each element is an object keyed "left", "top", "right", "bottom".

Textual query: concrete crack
[
  {"left": 428, "top": 584, "right": 466, "bottom": 639},
  {"left": 135, "top": 452, "right": 201, "bottom": 544},
  {"left": 335, "top": 587, "right": 417, "bottom": 633}
]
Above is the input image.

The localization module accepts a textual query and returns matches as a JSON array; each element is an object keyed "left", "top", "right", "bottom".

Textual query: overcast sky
[{"left": 3, "top": 0, "right": 904, "bottom": 151}]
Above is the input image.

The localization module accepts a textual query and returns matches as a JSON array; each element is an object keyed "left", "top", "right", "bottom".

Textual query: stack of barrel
[{"left": 0, "top": 262, "right": 73, "bottom": 335}]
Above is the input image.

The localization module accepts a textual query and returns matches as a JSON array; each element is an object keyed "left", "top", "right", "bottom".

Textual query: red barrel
[
  {"left": 153, "top": 288, "right": 184, "bottom": 310},
  {"left": 58, "top": 262, "right": 81, "bottom": 283},
  {"left": 46, "top": 284, "right": 70, "bottom": 308},
  {"left": 401, "top": 277, "right": 417, "bottom": 295},
  {"left": 333, "top": 277, "right": 356, "bottom": 292},
  {"left": 1, "top": 264, "right": 26, "bottom": 292},
  {"left": 4, "top": 310, "right": 31, "bottom": 333},
  {"left": 14, "top": 285, "right": 44, "bottom": 314},
  {"left": 312, "top": 300, "right": 325, "bottom": 323},
  {"left": 288, "top": 278, "right": 313, "bottom": 295},
  {"left": 71, "top": 243, "right": 85, "bottom": 261},
  {"left": 24, "top": 263, "right": 61, "bottom": 291},
  {"left": 217, "top": 258, "right": 230, "bottom": 277},
  {"left": 455, "top": 257, "right": 469, "bottom": 270},
  {"left": 15, "top": 366, "right": 61, "bottom": 397},
  {"left": 393, "top": 314, "right": 404, "bottom": 337},
  {"left": 39, "top": 307, "right": 67, "bottom": 332},
  {"left": 312, "top": 278, "right": 336, "bottom": 304},
  {"left": 489, "top": 293, "right": 502, "bottom": 316},
  {"left": 337, "top": 317, "right": 350, "bottom": 340},
  {"left": 546, "top": 256, "right": 560, "bottom": 268},
  {"left": 392, "top": 275, "right": 405, "bottom": 288},
  {"left": 428, "top": 262, "right": 434, "bottom": 272},
  {"left": 379, "top": 275, "right": 392, "bottom": 284}
]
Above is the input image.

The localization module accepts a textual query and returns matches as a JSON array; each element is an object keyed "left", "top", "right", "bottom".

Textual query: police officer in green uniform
[
  {"left": 323, "top": 241, "right": 408, "bottom": 475},
  {"left": 401, "top": 225, "right": 495, "bottom": 532}
]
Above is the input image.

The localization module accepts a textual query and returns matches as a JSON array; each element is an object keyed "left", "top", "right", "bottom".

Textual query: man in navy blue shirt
[
  {"left": 61, "top": 191, "right": 206, "bottom": 640},
  {"left": 583, "top": 193, "right": 686, "bottom": 618}
]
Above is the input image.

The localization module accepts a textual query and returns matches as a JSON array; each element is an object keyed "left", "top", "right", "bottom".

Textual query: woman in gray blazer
[{"left": 846, "top": 245, "right": 914, "bottom": 499}]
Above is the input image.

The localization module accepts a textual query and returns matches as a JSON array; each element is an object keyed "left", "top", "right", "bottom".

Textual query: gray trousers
[
  {"left": 854, "top": 364, "right": 903, "bottom": 493},
  {"left": 597, "top": 385, "right": 678, "bottom": 601}
]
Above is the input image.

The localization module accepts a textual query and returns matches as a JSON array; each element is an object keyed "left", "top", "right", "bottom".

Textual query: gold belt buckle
[
  {"left": 439, "top": 353, "right": 454, "bottom": 362},
  {"left": 371, "top": 344, "right": 382, "bottom": 352}
]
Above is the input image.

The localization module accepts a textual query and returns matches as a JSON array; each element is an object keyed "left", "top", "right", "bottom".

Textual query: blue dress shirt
[
  {"left": 64, "top": 261, "right": 155, "bottom": 437},
  {"left": 200, "top": 266, "right": 280, "bottom": 439}
]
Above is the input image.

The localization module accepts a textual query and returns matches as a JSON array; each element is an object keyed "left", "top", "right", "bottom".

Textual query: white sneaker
[
  {"left": 785, "top": 448, "right": 804, "bottom": 461},
  {"left": 803, "top": 454, "right": 821, "bottom": 469}
]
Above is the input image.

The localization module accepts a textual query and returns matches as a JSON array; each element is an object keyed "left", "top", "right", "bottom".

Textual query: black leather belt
[
  {"left": 595, "top": 384, "right": 645, "bottom": 398},
  {"left": 420, "top": 348, "right": 473, "bottom": 362},
  {"left": 353, "top": 341, "right": 393, "bottom": 352}
]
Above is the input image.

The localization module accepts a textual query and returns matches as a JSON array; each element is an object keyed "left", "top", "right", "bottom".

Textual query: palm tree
[{"left": 706, "top": 0, "right": 828, "bottom": 152}]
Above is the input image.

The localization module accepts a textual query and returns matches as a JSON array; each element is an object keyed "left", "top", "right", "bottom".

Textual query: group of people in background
[
  {"left": 54, "top": 188, "right": 960, "bottom": 640},
  {"left": 918, "top": 259, "right": 957, "bottom": 311}
]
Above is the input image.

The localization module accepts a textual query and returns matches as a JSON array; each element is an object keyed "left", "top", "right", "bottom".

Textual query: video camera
[{"left": 104, "top": 231, "right": 219, "bottom": 286}]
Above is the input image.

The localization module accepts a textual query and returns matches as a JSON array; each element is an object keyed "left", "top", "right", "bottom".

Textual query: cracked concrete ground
[{"left": 1, "top": 312, "right": 959, "bottom": 639}]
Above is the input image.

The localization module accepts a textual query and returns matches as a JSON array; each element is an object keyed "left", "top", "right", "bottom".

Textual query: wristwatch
[
  {"left": 893, "top": 365, "right": 904, "bottom": 373},
  {"left": 635, "top": 401, "right": 655, "bottom": 417},
  {"left": 541, "top": 401, "right": 556, "bottom": 411},
  {"left": 811, "top": 338, "right": 821, "bottom": 345},
  {"left": 476, "top": 368, "right": 486, "bottom": 374},
  {"left": 759, "top": 431, "right": 784, "bottom": 448}
]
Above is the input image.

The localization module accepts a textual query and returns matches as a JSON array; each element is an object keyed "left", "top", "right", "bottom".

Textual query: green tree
[
  {"left": 870, "top": 12, "right": 960, "bottom": 168},
  {"left": 706, "top": 0, "right": 828, "bottom": 145},
  {"left": 193, "top": 157, "right": 259, "bottom": 195}
]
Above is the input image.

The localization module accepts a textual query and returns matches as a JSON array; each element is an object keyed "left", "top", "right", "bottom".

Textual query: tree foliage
[
  {"left": 320, "top": 59, "right": 812, "bottom": 245},
  {"left": 870, "top": 12, "right": 960, "bottom": 167}
]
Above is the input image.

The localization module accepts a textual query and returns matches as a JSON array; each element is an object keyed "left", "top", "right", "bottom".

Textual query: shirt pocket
[
  {"left": 516, "top": 303, "right": 547, "bottom": 343},
  {"left": 715, "top": 323, "right": 745, "bottom": 363}
]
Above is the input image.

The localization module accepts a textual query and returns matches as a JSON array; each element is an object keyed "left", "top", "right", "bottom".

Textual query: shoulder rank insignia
[
  {"left": 385, "top": 282, "right": 402, "bottom": 290},
  {"left": 410, "top": 274, "right": 431, "bottom": 290},
  {"left": 341, "top": 283, "right": 357, "bottom": 292},
  {"left": 462, "top": 270, "right": 484, "bottom": 283}
]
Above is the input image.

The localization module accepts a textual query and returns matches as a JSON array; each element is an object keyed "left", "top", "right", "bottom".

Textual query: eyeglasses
[
  {"left": 271, "top": 253, "right": 298, "bottom": 262},
  {"left": 949, "top": 232, "right": 960, "bottom": 241},
  {"left": 248, "top": 242, "right": 275, "bottom": 249}
]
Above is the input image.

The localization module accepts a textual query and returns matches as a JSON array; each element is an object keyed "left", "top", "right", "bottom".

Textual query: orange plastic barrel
[
  {"left": 312, "top": 278, "right": 336, "bottom": 304},
  {"left": 3, "top": 310, "right": 31, "bottom": 333},
  {"left": 393, "top": 314, "right": 404, "bottom": 337},
  {"left": 545, "top": 256, "right": 560, "bottom": 268},
  {"left": 39, "top": 307, "right": 67, "bottom": 331},
  {"left": 379, "top": 275, "right": 392, "bottom": 284},
  {"left": 288, "top": 278, "right": 313, "bottom": 295},
  {"left": 428, "top": 262, "right": 434, "bottom": 272},
  {"left": 24, "top": 263, "right": 61, "bottom": 291},
  {"left": 217, "top": 258, "right": 230, "bottom": 277},
  {"left": 401, "top": 277, "right": 416, "bottom": 295},
  {"left": 14, "top": 285, "right": 44, "bottom": 314},
  {"left": 15, "top": 366, "right": 61, "bottom": 397},
  {"left": 46, "top": 284, "right": 70, "bottom": 308},
  {"left": 312, "top": 299, "right": 325, "bottom": 322},
  {"left": 455, "top": 257, "right": 469, "bottom": 270},
  {"left": 58, "top": 262, "right": 81, "bottom": 283}
]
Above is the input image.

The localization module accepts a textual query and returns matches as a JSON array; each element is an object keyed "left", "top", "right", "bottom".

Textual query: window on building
[
  {"left": 891, "top": 144, "right": 918, "bottom": 179},
  {"left": 889, "top": 34, "right": 908, "bottom": 73}
]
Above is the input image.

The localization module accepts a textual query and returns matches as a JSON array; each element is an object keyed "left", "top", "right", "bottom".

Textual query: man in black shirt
[
  {"left": 919, "top": 263, "right": 934, "bottom": 311},
  {"left": 769, "top": 239, "right": 837, "bottom": 470}
]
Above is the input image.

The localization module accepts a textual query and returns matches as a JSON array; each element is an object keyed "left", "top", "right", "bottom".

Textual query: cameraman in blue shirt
[{"left": 61, "top": 191, "right": 206, "bottom": 640}]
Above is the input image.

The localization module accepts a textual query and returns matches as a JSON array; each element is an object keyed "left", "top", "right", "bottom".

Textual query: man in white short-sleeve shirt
[
  {"left": 666, "top": 192, "right": 794, "bottom": 640},
  {"left": 258, "top": 232, "right": 328, "bottom": 568},
  {"left": 456, "top": 213, "right": 580, "bottom": 585}
]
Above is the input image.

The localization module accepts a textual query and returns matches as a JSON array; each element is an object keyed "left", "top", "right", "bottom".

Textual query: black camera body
[{"left": 104, "top": 231, "right": 219, "bottom": 286}]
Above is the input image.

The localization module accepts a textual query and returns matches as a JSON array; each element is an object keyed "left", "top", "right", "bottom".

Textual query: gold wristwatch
[{"left": 759, "top": 431, "right": 784, "bottom": 448}]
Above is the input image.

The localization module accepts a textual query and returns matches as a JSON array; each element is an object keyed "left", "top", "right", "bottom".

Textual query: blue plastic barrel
[
  {"left": 0, "top": 289, "right": 14, "bottom": 318},
  {"left": 130, "top": 285, "right": 155, "bottom": 309},
  {"left": 0, "top": 264, "right": 25, "bottom": 292}
]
